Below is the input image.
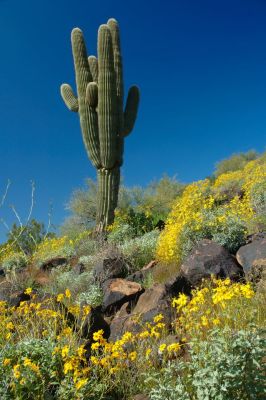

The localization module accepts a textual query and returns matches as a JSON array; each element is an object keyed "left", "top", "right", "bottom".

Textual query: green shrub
[
  {"left": 119, "top": 230, "right": 160, "bottom": 270},
  {"left": 108, "top": 223, "right": 136, "bottom": 244},
  {"left": 76, "top": 284, "right": 103, "bottom": 308},
  {"left": 43, "top": 269, "right": 96, "bottom": 298},
  {"left": 147, "top": 327, "right": 266, "bottom": 400},
  {"left": 61, "top": 176, "right": 184, "bottom": 237},
  {"left": 0, "top": 338, "right": 60, "bottom": 399},
  {"left": 214, "top": 150, "right": 258, "bottom": 177},
  {"left": 1, "top": 252, "right": 28, "bottom": 274}
]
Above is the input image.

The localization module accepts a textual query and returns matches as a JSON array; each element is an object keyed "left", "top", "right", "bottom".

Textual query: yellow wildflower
[
  {"left": 6, "top": 321, "right": 14, "bottom": 330},
  {"left": 13, "top": 364, "right": 20, "bottom": 379},
  {"left": 75, "top": 378, "right": 88, "bottom": 390},
  {"left": 128, "top": 351, "right": 137, "bottom": 361},
  {"left": 24, "top": 287, "right": 32, "bottom": 295},
  {"left": 57, "top": 293, "right": 64, "bottom": 302},
  {"left": 64, "top": 361, "right": 74, "bottom": 374},
  {"left": 153, "top": 314, "right": 164, "bottom": 323},
  {"left": 3, "top": 358, "right": 11, "bottom": 366},
  {"left": 167, "top": 343, "right": 181, "bottom": 353},
  {"left": 93, "top": 329, "right": 104, "bottom": 341},
  {"left": 61, "top": 346, "right": 69, "bottom": 358},
  {"left": 158, "top": 343, "right": 167, "bottom": 353}
]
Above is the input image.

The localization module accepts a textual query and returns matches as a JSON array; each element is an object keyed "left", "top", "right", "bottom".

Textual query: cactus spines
[{"left": 61, "top": 19, "right": 140, "bottom": 231}]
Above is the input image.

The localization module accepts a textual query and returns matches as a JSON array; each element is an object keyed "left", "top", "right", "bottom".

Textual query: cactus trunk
[
  {"left": 60, "top": 19, "right": 139, "bottom": 232},
  {"left": 96, "top": 167, "right": 120, "bottom": 230}
]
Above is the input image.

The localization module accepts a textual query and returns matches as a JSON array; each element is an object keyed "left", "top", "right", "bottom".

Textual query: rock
[
  {"left": 109, "top": 302, "right": 131, "bottom": 341},
  {"left": 127, "top": 260, "right": 158, "bottom": 283},
  {"left": 246, "top": 259, "right": 266, "bottom": 284},
  {"left": 246, "top": 232, "right": 266, "bottom": 244},
  {"left": 109, "top": 278, "right": 191, "bottom": 340},
  {"left": 9, "top": 291, "right": 31, "bottom": 308},
  {"left": 40, "top": 256, "right": 68, "bottom": 271},
  {"left": 109, "top": 285, "right": 167, "bottom": 340},
  {"left": 180, "top": 239, "right": 243, "bottom": 286},
  {"left": 133, "top": 395, "right": 150, "bottom": 400},
  {"left": 126, "top": 270, "right": 145, "bottom": 283},
  {"left": 155, "top": 219, "right": 165, "bottom": 231},
  {"left": 102, "top": 278, "right": 143, "bottom": 314},
  {"left": 142, "top": 260, "right": 158, "bottom": 271},
  {"left": 165, "top": 274, "right": 192, "bottom": 297},
  {"left": 78, "top": 306, "right": 110, "bottom": 359},
  {"left": 72, "top": 263, "right": 85, "bottom": 275},
  {"left": 115, "top": 284, "right": 173, "bottom": 339},
  {"left": 80, "top": 306, "right": 110, "bottom": 342},
  {"left": 94, "top": 250, "right": 131, "bottom": 285},
  {"left": 236, "top": 238, "right": 266, "bottom": 274}
]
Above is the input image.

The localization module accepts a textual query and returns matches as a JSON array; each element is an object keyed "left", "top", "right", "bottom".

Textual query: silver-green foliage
[
  {"left": 179, "top": 208, "right": 246, "bottom": 259},
  {"left": 0, "top": 339, "right": 57, "bottom": 399},
  {"left": 118, "top": 229, "right": 160, "bottom": 269},
  {"left": 148, "top": 328, "right": 266, "bottom": 400},
  {"left": 44, "top": 269, "right": 103, "bottom": 306},
  {"left": 1, "top": 253, "right": 28, "bottom": 274}
]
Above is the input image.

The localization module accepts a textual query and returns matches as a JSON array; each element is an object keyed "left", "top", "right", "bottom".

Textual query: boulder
[
  {"left": 110, "top": 284, "right": 173, "bottom": 340},
  {"left": 236, "top": 237, "right": 266, "bottom": 274},
  {"left": 246, "top": 232, "right": 266, "bottom": 244},
  {"left": 80, "top": 306, "right": 110, "bottom": 342},
  {"left": 246, "top": 259, "right": 266, "bottom": 284},
  {"left": 180, "top": 239, "right": 243, "bottom": 286},
  {"left": 9, "top": 291, "right": 32, "bottom": 308},
  {"left": 72, "top": 263, "right": 85, "bottom": 275},
  {"left": 109, "top": 276, "right": 193, "bottom": 341},
  {"left": 94, "top": 251, "right": 131, "bottom": 285},
  {"left": 78, "top": 306, "right": 110, "bottom": 359},
  {"left": 127, "top": 260, "right": 158, "bottom": 283},
  {"left": 40, "top": 256, "right": 68, "bottom": 271},
  {"left": 102, "top": 278, "right": 143, "bottom": 314},
  {"left": 108, "top": 302, "right": 131, "bottom": 342}
]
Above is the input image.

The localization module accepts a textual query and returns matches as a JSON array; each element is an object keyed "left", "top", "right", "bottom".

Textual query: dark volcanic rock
[
  {"left": 236, "top": 237, "right": 266, "bottom": 274},
  {"left": 94, "top": 251, "right": 131, "bottom": 285},
  {"left": 72, "top": 263, "right": 85, "bottom": 275},
  {"left": 9, "top": 291, "right": 31, "bottom": 308},
  {"left": 109, "top": 283, "right": 174, "bottom": 341},
  {"left": 108, "top": 302, "right": 131, "bottom": 342},
  {"left": 102, "top": 278, "right": 143, "bottom": 314},
  {"left": 40, "top": 256, "right": 68, "bottom": 271},
  {"left": 127, "top": 260, "right": 158, "bottom": 283},
  {"left": 180, "top": 239, "right": 243, "bottom": 286}
]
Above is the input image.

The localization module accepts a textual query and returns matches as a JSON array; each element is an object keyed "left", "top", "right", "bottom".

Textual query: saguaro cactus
[{"left": 60, "top": 19, "right": 140, "bottom": 231}]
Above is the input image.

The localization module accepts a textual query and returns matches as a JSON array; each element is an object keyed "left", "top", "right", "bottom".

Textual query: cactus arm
[
  {"left": 71, "top": 28, "right": 92, "bottom": 97},
  {"left": 71, "top": 28, "right": 101, "bottom": 169},
  {"left": 98, "top": 24, "right": 118, "bottom": 169},
  {"left": 122, "top": 85, "right": 140, "bottom": 136},
  {"left": 88, "top": 56, "right": 98, "bottom": 82},
  {"left": 86, "top": 82, "right": 98, "bottom": 107},
  {"left": 107, "top": 19, "right": 124, "bottom": 110},
  {"left": 60, "top": 83, "right": 79, "bottom": 112}
]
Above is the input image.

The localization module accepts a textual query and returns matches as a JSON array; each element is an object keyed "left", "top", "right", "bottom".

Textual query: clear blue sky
[{"left": 0, "top": 0, "right": 265, "bottom": 242}]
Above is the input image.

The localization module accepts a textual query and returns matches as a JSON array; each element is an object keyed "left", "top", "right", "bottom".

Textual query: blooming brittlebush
[{"left": 157, "top": 156, "right": 266, "bottom": 264}]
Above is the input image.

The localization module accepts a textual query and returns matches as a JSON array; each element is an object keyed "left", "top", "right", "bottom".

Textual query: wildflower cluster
[
  {"left": 172, "top": 278, "right": 262, "bottom": 341},
  {"left": 157, "top": 156, "right": 266, "bottom": 263},
  {"left": 31, "top": 236, "right": 75, "bottom": 266}
]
